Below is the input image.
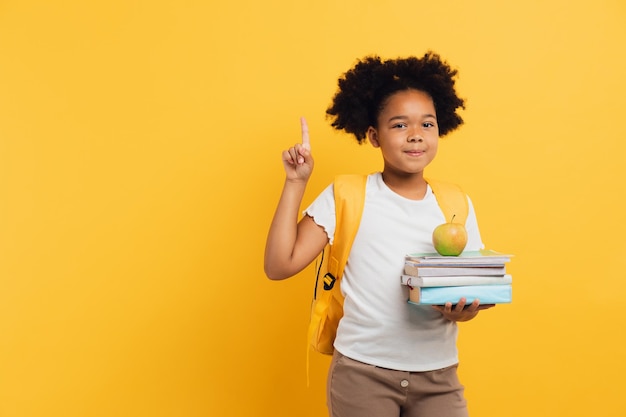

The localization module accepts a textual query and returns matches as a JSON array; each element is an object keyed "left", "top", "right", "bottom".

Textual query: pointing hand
[{"left": 282, "top": 117, "right": 314, "bottom": 181}]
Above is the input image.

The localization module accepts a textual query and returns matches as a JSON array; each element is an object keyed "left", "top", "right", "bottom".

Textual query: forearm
[{"left": 264, "top": 179, "right": 308, "bottom": 279}]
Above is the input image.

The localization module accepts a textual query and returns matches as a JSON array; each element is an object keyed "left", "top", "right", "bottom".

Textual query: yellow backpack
[{"left": 307, "top": 174, "right": 469, "bottom": 355}]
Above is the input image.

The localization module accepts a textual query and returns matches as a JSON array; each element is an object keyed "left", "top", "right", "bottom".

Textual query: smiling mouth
[{"left": 405, "top": 150, "right": 425, "bottom": 156}]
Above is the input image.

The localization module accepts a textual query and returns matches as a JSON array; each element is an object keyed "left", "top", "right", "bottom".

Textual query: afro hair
[{"left": 326, "top": 52, "right": 465, "bottom": 143}]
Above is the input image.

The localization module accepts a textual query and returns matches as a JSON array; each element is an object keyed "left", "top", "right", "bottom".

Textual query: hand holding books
[{"left": 432, "top": 298, "right": 496, "bottom": 322}]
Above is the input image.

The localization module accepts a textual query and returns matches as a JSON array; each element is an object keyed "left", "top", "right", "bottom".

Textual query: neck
[{"left": 381, "top": 170, "right": 428, "bottom": 200}]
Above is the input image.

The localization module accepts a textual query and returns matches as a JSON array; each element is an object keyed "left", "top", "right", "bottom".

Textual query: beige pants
[{"left": 327, "top": 351, "right": 469, "bottom": 417}]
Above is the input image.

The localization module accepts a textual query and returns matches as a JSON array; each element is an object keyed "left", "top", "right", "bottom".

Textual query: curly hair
[{"left": 326, "top": 52, "right": 465, "bottom": 143}]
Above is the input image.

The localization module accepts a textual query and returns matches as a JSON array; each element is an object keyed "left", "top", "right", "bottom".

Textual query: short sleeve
[{"left": 303, "top": 183, "right": 336, "bottom": 245}]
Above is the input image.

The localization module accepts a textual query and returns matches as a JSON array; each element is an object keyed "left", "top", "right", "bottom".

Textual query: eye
[
  {"left": 423, "top": 121, "right": 435, "bottom": 128},
  {"left": 392, "top": 122, "right": 407, "bottom": 129}
]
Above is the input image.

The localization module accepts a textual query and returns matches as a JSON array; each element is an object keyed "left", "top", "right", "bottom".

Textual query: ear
[{"left": 367, "top": 126, "right": 380, "bottom": 148}]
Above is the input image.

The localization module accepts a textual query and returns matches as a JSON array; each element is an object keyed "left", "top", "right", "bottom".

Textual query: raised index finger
[{"left": 300, "top": 117, "right": 311, "bottom": 151}]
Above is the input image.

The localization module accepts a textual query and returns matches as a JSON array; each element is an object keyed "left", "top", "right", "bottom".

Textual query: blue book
[{"left": 407, "top": 284, "right": 512, "bottom": 305}]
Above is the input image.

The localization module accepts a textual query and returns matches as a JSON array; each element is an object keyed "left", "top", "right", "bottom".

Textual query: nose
[{"left": 408, "top": 129, "right": 423, "bottom": 142}]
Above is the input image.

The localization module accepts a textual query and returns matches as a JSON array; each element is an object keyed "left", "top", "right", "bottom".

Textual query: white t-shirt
[{"left": 304, "top": 172, "right": 484, "bottom": 371}]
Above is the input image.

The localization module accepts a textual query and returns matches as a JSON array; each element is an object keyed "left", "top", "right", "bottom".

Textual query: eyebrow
[{"left": 387, "top": 114, "right": 437, "bottom": 123}]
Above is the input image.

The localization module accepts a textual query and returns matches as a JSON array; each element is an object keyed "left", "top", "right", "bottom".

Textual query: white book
[
  {"left": 404, "top": 262, "right": 507, "bottom": 276},
  {"left": 401, "top": 274, "right": 513, "bottom": 288}
]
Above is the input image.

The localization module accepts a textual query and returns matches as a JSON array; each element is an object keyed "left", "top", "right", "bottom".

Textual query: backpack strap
[
  {"left": 325, "top": 174, "right": 368, "bottom": 290},
  {"left": 425, "top": 177, "right": 469, "bottom": 225}
]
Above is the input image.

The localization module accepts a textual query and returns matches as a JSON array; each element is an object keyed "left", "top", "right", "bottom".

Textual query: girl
[{"left": 264, "top": 52, "right": 492, "bottom": 417}]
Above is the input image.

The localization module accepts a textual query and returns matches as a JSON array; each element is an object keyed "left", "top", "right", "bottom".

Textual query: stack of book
[{"left": 401, "top": 250, "right": 513, "bottom": 306}]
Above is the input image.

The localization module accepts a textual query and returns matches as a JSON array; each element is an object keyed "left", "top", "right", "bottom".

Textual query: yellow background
[{"left": 1, "top": 1, "right": 625, "bottom": 416}]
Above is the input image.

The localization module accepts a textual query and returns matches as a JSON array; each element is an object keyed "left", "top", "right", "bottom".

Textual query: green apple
[{"left": 432, "top": 216, "right": 468, "bottom": 256}]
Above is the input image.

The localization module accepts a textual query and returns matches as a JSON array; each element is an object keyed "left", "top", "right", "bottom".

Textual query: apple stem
[{"left": 451, "top": 214, "right": 456, "bottom": 223}]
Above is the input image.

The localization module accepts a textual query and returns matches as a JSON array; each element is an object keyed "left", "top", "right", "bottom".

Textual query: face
[{"left": 367, "top": 89, "right": 439, "bottom": 177}]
